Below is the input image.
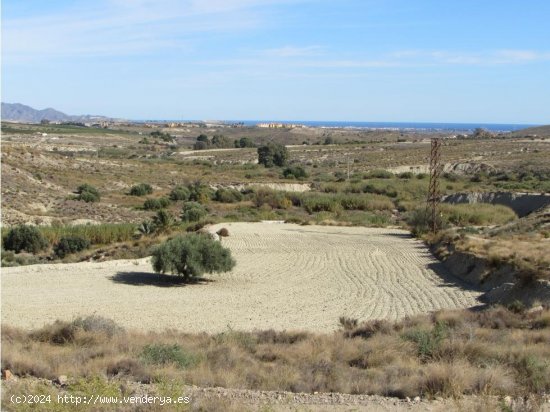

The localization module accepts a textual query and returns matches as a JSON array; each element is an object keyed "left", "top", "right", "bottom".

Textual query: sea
[{"left": 150, "top": 120, "right": 537, "bottom": 133}]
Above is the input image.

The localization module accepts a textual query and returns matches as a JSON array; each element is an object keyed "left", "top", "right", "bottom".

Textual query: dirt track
[{"left": 1, "top": 223, "right": 482, "bottom": 332}]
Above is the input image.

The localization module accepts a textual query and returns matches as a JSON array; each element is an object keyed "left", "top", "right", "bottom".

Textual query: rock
[
  {"left": 55, "top": 375, "right": 68, "bottom": 386},
  {"left": 414, "top": 396, "right": 421, "bottom": 402},
  {"left": 406, "top": 397, "right": 411, "bottom": 403},
  {"left": 2, "top": 369, "right": 14, "bottom": 381},
  {"left": 527, "top": 305, "right": 544, "bottom": 314},
  {"left": 504, "top": 396, "right": 512, "bottom": 406}
]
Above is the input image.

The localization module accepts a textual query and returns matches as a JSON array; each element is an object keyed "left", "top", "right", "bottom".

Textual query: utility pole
[{"left": 427, "top": 138, "right": 442, "bottom": 233}]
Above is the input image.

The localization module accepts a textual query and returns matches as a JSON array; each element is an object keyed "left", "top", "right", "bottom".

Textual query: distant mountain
[{"left": 1, "top": 102, "right": 112, "bottom": 123}]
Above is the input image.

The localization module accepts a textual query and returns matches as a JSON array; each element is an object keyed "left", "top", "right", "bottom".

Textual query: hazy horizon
[{"left": 2, "top": 1, "right": 550, "bottom": 124}]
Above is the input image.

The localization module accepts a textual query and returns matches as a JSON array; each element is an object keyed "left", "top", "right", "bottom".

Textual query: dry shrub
[
  {"left": 420, "top": 361, "right": 478, "bottom": 398},
  {"left": 472, "top": 306, "right": 525, "bottom": 329},
  {"left": 216, "top": 227, "right": 230, "bottom": 237},
  {"left": 255, "top": 329, "right": 309, "bottom": 345},
  {"left": 344, "top": 319, "right": 393, "bottom": 339},
  {"left": 105, "top": 358, "right": 151, "bottom": 383}
]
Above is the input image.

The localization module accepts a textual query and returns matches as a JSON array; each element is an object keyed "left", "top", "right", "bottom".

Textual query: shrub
[
  {"left": 366, "top": 170, "right": 393, "bottom": 179},
  {"left": 140, "top": 344, "right": 198, "bottom": 368},
  {"left": 235, "top": 137, "right": 255, "bottom": 148},
  {"left": 151, "top": 233, "right": 236, "bottom": 280},
  {"left": 283, "top": 166, "right": 308, "bottom": 179},
  {"left": 257, "top": 143, "right": 288, "bottom": 167},
  {"left": 440, "top": 204, "right": 517, "bottom": 226},
  {"left": 254, "top": 189, "right": 292, "bottom": 209},
  {"left": 76, "top": 184, "right": 100, "bottom": 203},
  {"left": 181, "top": 202, "right": 208, "bottom": 222},
  {"left": 301, "top": 194, "right": 341, "bottom": 213},
  {"left": 169, "top": 186, "right": 191, "bottom": 201},
  {"left": 54, "top": 236, "right": 90, "bottom": 258},
  {"left": 407, "top": 208, "right": 432, "bottom": 236},
  {"left": 217, "top": 228, "right": 229, "bottom": 237},
  {"left": 143, "top": 197, "right": 170, "bottom": 210},
  {"left": 403, "top": 321, "right": 448, "bottom": 360},
  {"left": 152, "top": 210, "right": 175, "bottom": 233},
  {"left": 214, "top": 188, "right": 243, "bottom": 203},
  {"left": 398, "top": 172, "right": 414, "bottom": 179},
  {"left": 3, "top": 225, "right": 49, "bottom": 253},
  {"left": 188, "top": 182, "right": 213, "bottom": 203},
  {"left": 129, "top": 183, "right": 153, "bottom": 196}
]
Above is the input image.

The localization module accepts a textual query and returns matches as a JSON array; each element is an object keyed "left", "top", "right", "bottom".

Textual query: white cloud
[{"left": 2, "top": 0, "right": 306, "bottom": 60}]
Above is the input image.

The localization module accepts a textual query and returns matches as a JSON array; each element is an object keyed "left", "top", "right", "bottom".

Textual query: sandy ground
[{"left": 1, "top": 223, "right": 482, "bottom": 332}]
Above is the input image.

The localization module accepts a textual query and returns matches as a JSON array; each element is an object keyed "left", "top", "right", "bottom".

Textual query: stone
[
  {"left": 2, "top": 369, "right": 14, "bottom": 381},
  {"left": 527, "top": 305, "right": 544, "bottom": 314},
  {"left": 55, "top": 375, "right": 68, "bottom": 386}
]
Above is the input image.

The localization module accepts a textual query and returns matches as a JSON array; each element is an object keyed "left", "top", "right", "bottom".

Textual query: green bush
[
  {"left": 403, "top": 322, "right": 448, "bottom": 360},
  {"left": 257, "top": 143, "right": 288, "bottom": 167},
  {"left": 151, "top": 233, "right": 235, "bottom": 280},
  {"left": 440, "top": 204, "right": 517, "bottom": 226},
  {"left": 181, "top": 202, "right": 208, "bottom": 222},
  {"left": 76, "top": 184, "right": 100, "bottom": 203},
  {"left": 234, "top": 137, "right": 256, "bottom": 148},
  {"left": 54, "top": 236, "right": 90, "bottom": 258},
  {"left": 129, "top": 183, "right": 153, "bottom": 196},
  {"left": 169, "top": 186, "right": 191, "bottom": 201},
  {"left": 406, "top": 208, "right": 432, "bottom": 236},
  {"left": 140, "top": 344, "right": 198, "bottom": 368},
  {"left": 3, "top": 225, "right": 49, "bottom": 253},
  {"left": 398, "top": 172, "right": 414, "bottom": 179},
  {"left": 187, "top": 182, "right": 213, "bottom": 203},
  {"left": 283, "top": 166, "right": 308, "bottom": 179},
  {"left": 143, "top": 197, "right": 170, "bottom": 210},
  {"left": 301, "top": 194, "right": 342, "bottom": 214},
  {"left": 254, "top": 189, "right": 292, "bottom": 209},
  {"left": 214, "top": 188, "right": 243, "bottom": 203},
  {"left": 152, "top": 210, "right": 175, "bottom": 233},
  {"left": 366, "top": 170, "right": 393, "bottom": 179}
]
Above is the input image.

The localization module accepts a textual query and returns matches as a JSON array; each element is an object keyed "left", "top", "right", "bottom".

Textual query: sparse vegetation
[{"left": 3, "top": 306, "right": 550, "bottom": 404}]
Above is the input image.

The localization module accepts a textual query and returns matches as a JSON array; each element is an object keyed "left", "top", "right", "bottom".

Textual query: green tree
[
  {"left": 151, "top": 234, "right": 236, "bottom": 280},
  {"left": 4, "top": 225, "right": 49, "bottom": 253},
  {"left": 257, "top": 143, "right": 288, "bottom": 167},
  {"left": 211, "top": 134, "right": 231, "bottom": 148},
  {"left": 236, "top": 137, "right": 255, "bottom": 148}
]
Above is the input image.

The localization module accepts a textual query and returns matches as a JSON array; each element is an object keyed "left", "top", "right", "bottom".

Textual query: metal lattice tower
[{"left": 427, "top": 138, "right": 442, "bottom": 233}]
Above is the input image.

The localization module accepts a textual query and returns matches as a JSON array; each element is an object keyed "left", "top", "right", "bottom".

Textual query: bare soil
[{"left": 1, "top": 223, "right": 481, "bottom": 332}]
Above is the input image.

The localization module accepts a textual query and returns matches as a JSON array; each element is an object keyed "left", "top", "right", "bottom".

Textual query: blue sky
[{"left": 2, "top": 0, "right": 550, "bottom": 123}]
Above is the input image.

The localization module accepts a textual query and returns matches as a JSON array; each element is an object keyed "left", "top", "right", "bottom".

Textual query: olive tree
[
  {"left": 151, "top": 234, "right": 235, "bottom": 280},
  {"left": 257, "top": 143, "right": 288, "bottom": 167}
]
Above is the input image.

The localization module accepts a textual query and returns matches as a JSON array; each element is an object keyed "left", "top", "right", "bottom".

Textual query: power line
[{"left": 427, "top": 138, "right": 442, "bottom": 234}]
